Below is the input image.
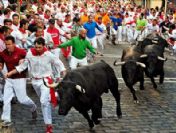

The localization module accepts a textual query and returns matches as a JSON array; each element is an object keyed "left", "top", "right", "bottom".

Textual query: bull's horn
[
  {"left": 152, "top": 40, "right": 158, "bottom": 44},
  {"left": 157, "top": 56, "right": 166, "bottom": 61},
  {"left": 75, "top": 85, "right": 85, "bottom": 93},
  {"left": 140, "top": 54, "right": 148, "bottom": 58},
  {"left": 114, "top": 61, "right": 125, "bottom": 66},
  {"left": 136, "top": 62, "right": 146, "bottom": 68},
  {"left": 43, "top": 78, "right": 59, "bottom": 88}
]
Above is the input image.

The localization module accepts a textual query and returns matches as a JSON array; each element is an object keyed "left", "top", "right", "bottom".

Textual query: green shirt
[
  {"left": 58, "top": 36, "right": 96, "bottom": 59},
  {"left": 136, "top": 19, "right": 147, "bottom": 31}
]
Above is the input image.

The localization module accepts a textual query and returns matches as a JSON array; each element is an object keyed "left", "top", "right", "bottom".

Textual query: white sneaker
[{"left": 2, "top": 121, "right": 12, "bottom": 127}]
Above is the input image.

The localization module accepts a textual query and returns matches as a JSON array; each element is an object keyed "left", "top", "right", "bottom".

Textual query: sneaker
[
  {"left": 96, "top": 52, "right": 104, "bottom": 56},
  {"left": 170, "top": 53, "right": 174, "bottom": 56},
  {"left": 2, "top": 121, "right": 12, "bottom": 127},
  {"left": 32, "top": 110, "right": 37, "bottom": 120},
  {"left": 11, "top": 97, "right": 17, "bottom": 104},
  {"left": 46, "top": 125, "right": 53, "bottom": 133}
]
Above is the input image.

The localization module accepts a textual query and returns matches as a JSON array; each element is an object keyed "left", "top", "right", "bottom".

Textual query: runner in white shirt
[
  {"left": 14, "top": 19, "right": 29, "bottom": 48},
  {"left": 96, "top": 16, "right": 106, "bottom": 50},
  {"left": 11, "top": 14, "right": 20, "bottom": 31},
  {"left": 6, "top": 37, "right": 66, "bottom": 133},
  {"left": 55, "top": 6, "right": 67, "bottom": 21},
  {"left": 147, "top": 19, "right": 160, "bottom": 35},
  {"left": 123, "top": 13, "right": 134, "bottom": 42}
]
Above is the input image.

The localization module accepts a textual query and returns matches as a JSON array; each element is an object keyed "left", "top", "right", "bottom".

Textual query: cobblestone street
[{"left": 1, "top": 42, "right": 176, "bottom": 133}]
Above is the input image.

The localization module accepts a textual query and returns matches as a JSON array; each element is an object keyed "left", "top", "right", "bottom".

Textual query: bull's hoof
[
  {"left": 140, "top": 87, "right": 145, "bottom": 90},
  {"left": 94, "top": 119, "right": 101, "bottom": 125},
  {"left": 112, "top": 42, "right": 116, "bottom": 45},
  {"left": 159, "top": 80, "right": 164, "bottom": 84},
  {"left": 134, "top": 100, "right": 139, "bottom": 104},
  {"left": 153, "top": 84, "right": 157, "bottom": 89},
  {"left": 117, "top": 115, "right": 122, "bottom": 119},
  {"left": 89, "top": 121, "right": 94, "bottom": 129}
]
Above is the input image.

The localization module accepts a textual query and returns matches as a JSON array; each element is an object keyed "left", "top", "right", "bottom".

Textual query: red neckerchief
[
  {"left": 38, "top": 11, "right": 43, "bottom": 15},
  {"left": 13, "top": 23, "right": 19, "bottom": 26},
  {"left": 42, "top": 31, "right": 44, "bottom": 37},
  {"left": 31, "top": 21, "right": 36, "bottom": 25},
  {"left": 64, "top": 19, "right": 69, "bottom": 23},
  {"left": 19, "top": 28, "right": 26, "bottom": 34},
  {"left": 98, "top": 22, "right": 102, "bottom": 25},
  {"left": 44, "top": 13, "right": 50, "bottom": 19},
  {"left": 46, "top": 77, "right": 58, "bottom": 107},
  {"left": 30, "top": 47, "right": 48, "bottom": 56},
  {"left": 0, "top": 34, "right": 4, "bottom": 41}
]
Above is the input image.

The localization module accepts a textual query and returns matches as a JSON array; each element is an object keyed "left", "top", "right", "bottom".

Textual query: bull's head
[
  {"left": 140, "top": 54, "right": 166, "bottom": 76},
  {"left": 43, "top": 79, "right": 85, "bottom": 116},
  {"left": 114, "top": 60, "right": 146, "bottom": 84}
]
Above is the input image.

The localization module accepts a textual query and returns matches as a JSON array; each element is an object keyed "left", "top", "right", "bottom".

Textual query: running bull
[
  {"left": 44, "top": 60, "right": 122, "bottom": 128},
  {"left": 114, "top": 45, "right": 146, "bottom": 103},
  {"left": 139, "top": 34, "right": 168, "bottom": 88}
]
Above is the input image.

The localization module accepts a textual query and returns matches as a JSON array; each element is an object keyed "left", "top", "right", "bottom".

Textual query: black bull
[{"left": 44, "top": 60, "right": 122, "bottom": 128}]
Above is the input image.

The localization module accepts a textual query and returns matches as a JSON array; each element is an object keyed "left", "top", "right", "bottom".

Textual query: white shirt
[
  {"left": 96, "top": 23, "right": 106, "bottom": 35},
  {"left": 12, "top": 29, "right": 29, "bottom": 48},
  {"left": 25, "top": 30, "right": 53, "bottom": 50},
  {"left": 16, "top": 50, "right": 66, "bottom": 79},
  {"left": 0, "top": 15, "right": 4, "bottom": 26},
  {"left": 2, "top": 0, "right": 8, "bottom": 8},
  {"left": 11, "top": 24, "right": 19, "bottom": 31},
  {"left": 147, "top": 24, "right": 159, "bottom": 33},
  {"left": 56, "top": 24, "right": 70, "bottom": 43},
  {"left": 124, "top": 17, "right": 133, "bottom": 26},
  {"left": 55, "top": 12, "right": 66, "bottom": 21},
  {"left": 0, "top": 39, "right": 5, "bottom": 52},
  {"left": 169, "top": 29, "right": 176, "bottom": 39}
]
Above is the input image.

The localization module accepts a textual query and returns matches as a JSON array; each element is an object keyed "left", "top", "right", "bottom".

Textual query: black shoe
[
  {"left": 11, "top": 97, "right": 17, "bottom": 104},
  {"left": 0, "top": 101, "right": 3, "bottom": 107},
  {"left": 32, "top": 110, "right": 37, "bottom": 120}
]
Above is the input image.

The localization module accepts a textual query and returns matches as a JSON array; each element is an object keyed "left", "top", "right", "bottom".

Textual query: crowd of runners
[{"left": 0, "top": 0, "right": 176, "bottom": 133}]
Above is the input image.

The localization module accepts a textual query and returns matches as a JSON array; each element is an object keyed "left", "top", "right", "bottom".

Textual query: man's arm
[
  {"left": 0, "top": 63, "right": 3, "bottom": 71},
  {"left": 50, "top": 53, "right": 66, "bottom": 77},
  {"left": 5, "top": 69, "right": 18, "bottom": 79},
  {"left": 86, "top": 41, "right": 96, "bottom": 54},
  {"left": 58, "top": 39, "right": 73, "bottom": 48},
  {"left": 5, "top": 58, "right": 29, "bottom": 78},
  {"left": 95, "top": 22, "right": 103, "bottom": 32},
  {"left": 0, "top": 55, "right": 4, "bottom": 71}
]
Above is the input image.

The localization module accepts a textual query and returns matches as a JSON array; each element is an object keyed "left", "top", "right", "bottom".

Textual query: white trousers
[
  {"left": 127, "top": 27, "right": 134, "bottom": 42},
  {"left": 0, "top": 65, "right": 7, "bottom": 101},
  {"left": 0, "top": 84, "right": 3, "bottom": 101},
  {"left": 96, "top": 34, "right": 105, "bottom": 50},
  {"left": 70, "top": 56, "right": 88, "bottom": 70},
  {"left": 1, "top": 78, "right": 36, "bottom": 122},
  {"left": 134, "top": 29, "right": 148, "bottom": 41},
  {"left": 87, "top": 36, "right": 97, "bottom": 49},
  {"left": 117, "top": 26, "right": 123, "bottom": 41},
  {"left": 32, "top": 79, "right": 52, "bottom": 125}
]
